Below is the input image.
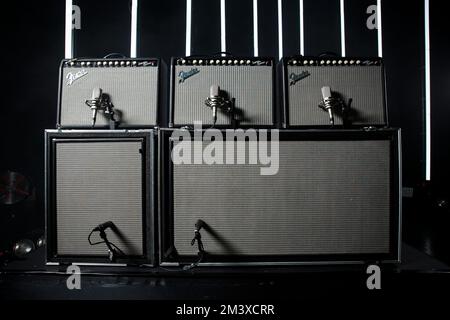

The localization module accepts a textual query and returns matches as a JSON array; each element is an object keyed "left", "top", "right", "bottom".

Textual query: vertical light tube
[
  {"left": 185, "top": 0, "right": 192, "bottom": 56},
  {"left": 253, "top": 0, "right": 259, "bottom": 56},
  {"left": 221, "top": 0, "right": 226, "bottom": 55},
  {"left": 299, "top": 0, "right": 304, "bottom": 55},
  {"left": 277, "top": 0, "right": 283, "bottom": 60},
  {"left": 377, "top": 0, "right": 383, "bottom": 57},
  {"left": 340, "top": 0, "right": 346, "bottom": 57},
  {"left": 425, "top": 0, "right": 431, "bottom": 181},
  {"left": 130, "top": 0, "right": 138, "bottom": 58},
  {"left": 65, "top": 0, "right": 73, "bottom": 59}
]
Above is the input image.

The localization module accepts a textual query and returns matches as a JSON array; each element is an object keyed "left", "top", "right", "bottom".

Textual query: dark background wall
[{"left": 0, "top": 0, "right": 448, "bottom": 251}]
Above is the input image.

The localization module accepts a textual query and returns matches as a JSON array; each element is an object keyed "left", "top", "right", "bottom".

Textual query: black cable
[{"left": 88, "top": 229, "right": 125, "bottom": 261}]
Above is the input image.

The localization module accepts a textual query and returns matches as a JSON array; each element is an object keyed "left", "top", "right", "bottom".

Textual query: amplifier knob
[
  {"left": 246, "top": 60, "right": 251, "bottom": 65},
  {"left": 114, "top": 61, "right": 119, "bottom": 66},
  {"left": 326, "top": 60, "right": 331, "bottom": 65},
  {"left": 309, "top": 60, "right": 314, "bottom": 65},
  {"left": 199, "top": 59, "right": 203, "bottom": 64},
  {"left": 108, "top": 61, "right": 113, "bottom": 66},
  {"left": 292, "top": 60, "right": 297, "bottom": 65},
  {"left": 216, "top": 59, "right": 220, "bottom": 64},
  {"left": 240, "top": 60, "right": 244, "bottom": 65},
  {"left": 234, "top": 59, "right": 238, "bottom": 65},
  {"left": 350, "top": 60, "right": 355, "bottom": 65},
  {"left": 220, "top": 60, "right": 225, "bottom": 65},
  {"left": 228, "top": 59, "right": 232, "bottom": 65},
  {"left": 344, "top": 60, "right": 348, "bottom": 65},
  {"left": 303, "top": 60, "right": 308, "bottom": 65},
  {"left": 356, "top": 60, "right": 361, "bottom": 65},
  {"left": 126, "top": 61, "right": 131, "bottom": 66},
  {"left": 332, "top": 60, "right": 337, "bottom": 65},
  {"left": 120, "top": 61, "right": 125, "bottom": 66},
  {"left": 193, "top": 59, "right": 197, "bottom": 65},
  {"left": 80, "top": 62, "right": 85, "bottom": 66},
  {"left": 320, "top": 60, "right": 325, "bottom": 65},
  {"left": 132, "top": 61, "right": 137, "bottom": 66},
  {"left": 103, "top": 61, "right": 108, "bottom": 66},
  {"left": 181, "top": 59, "right": 186, "bottom": 65},
  {"left": 338, "top": 60, "right": 343, "bottom": 65},
  {"left": 209, "top": 59, "right": 214, "bottom": 64},
  {"left": 86, "top": 62, "right": 91, "bottom": 66}
]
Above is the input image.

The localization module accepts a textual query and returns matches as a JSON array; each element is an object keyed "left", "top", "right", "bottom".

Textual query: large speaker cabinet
[
  {"left": 159, "top": 128, "right": 402, "bottom": 266},
  {"left": 170, "top": 57, "right": 276, "bottom": 127},
  {"left": 57, "top": 58, "right": 165, "bottom": 129},
  {"left": 45, "top": 130, "right": 155, "bottom": 265},
  {"left": 278, "top": 57, "right": 388, "bottom": 128}
]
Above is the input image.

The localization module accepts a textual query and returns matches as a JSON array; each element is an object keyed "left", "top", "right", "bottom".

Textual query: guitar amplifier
[
  {"left": 278, "top": 57, "right": 388, "bottom": 128},
  {"left": 170, "top": 57, "right": 276, "bottom": 127},
  {"left": 57, "top": 58, "right": 165, "bottom": 129},
  {"left": 159, "top": 128, "right": 401, "bottom": 265},
  {"left": 45, "top": 130, "right": 155, "bottom": 265}
]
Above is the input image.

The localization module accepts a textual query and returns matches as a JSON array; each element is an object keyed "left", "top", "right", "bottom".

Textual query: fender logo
[
  {"left": 66, "top": 69, "right": 88, "bottom": 86},
  {"left": 178, "top": 68, "right": 200, "bottom": 83},
  {"left": 289, "top": 71, "right": 310, "bottom": 86}
]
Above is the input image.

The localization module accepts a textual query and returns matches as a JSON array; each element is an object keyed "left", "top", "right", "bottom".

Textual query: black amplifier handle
[{"left": 103, "top": 52, "right": 127, "bottom": 59}]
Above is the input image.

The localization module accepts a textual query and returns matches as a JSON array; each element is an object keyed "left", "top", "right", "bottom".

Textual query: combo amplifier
[
  {"left": 159, "top": 128, "right": 401, "bottom": 265},
  {"left": 45, "top": 130, "right": 155, "bottom": 264},
  {"left": 57, "top": 58, "right": 165, "bottom": 129},
  {"left": 170, "top": 56, "right": 276, "bottom": 128},
  {"left": 278, "top": 57, "right": 388, "bottom": 128}
]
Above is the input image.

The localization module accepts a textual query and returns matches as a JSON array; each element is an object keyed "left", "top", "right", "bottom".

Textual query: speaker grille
[
  {"left": 173, "top": 65, "right": 273, "bottom": 126},
  {"left": 287, "top": 66, "right": 385, "bottom": 126},
  {"left": 55, "top": 141, "right": 144, "bottom": 256},
  {"left": 173, "top": 139, "right": 391, "bottom": 256},
  {"left": 60, "top": 67, "right": 158, "bottom": 127}
]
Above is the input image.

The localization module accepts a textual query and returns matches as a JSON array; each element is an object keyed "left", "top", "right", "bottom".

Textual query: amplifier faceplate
[
  {"left": 58, "top": 59, "right": 159, "bottom": 128},
  {"left": 282, "top": 58, "right": 387, "bottom": 127},
  {"left": 160, "top": 129, "right": 401, "bottom": 264},
  {"left": 171, "top": 58, "right": 275, "bottom": 127}
]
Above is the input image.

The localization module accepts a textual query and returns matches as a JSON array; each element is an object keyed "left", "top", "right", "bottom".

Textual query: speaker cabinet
[
  {"left": 58, "top": 58, "right": 164, "bottom": 129},
  {"left": 278, "top": 57, "right": 387, "bottom": 128},
  {"left": 170, "top": 57, "right": 276, "bottom": 127},
  {"left": 45, "top": 130, "right": 155, "bottom": 265},
  {"left": 159, "top": 129, "right": 401, "bottom": 265}
]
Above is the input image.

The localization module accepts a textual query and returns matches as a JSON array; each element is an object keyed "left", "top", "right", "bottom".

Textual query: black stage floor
[{"left": 0, "top": 243, "right": 448, "bottom": 300}]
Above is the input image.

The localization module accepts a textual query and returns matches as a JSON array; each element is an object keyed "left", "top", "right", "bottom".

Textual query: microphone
[
  {"left": 93, "top": 221, "right": 114, "bottom": 232},
  {"left": 204, "top": 85, "right": 232, "bottom": 126},
  {"left": 320, "top": 86, "right": 335, "bottom": 126},
  {"left": 210, "top": 85, "right": 219, "bottom": 125},
  {"left": 85, "top": 88, "right": 102, "bottom": 127}
]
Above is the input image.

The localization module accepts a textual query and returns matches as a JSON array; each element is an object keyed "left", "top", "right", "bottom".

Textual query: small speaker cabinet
[
  {"left": 57, "top": 58, "right": 166, "bottom": 129},
  {"left": 278, "top": 57, "right": 388, "bottom": 128},
  {"left": 159, "top": 128, "right": 401, "bottom": 266},
  {"left": 45, "top": 130, "right": 155, "bottom": 265},
  {"left": 170, "top": 57, "right": 276, "bottom": 128}
]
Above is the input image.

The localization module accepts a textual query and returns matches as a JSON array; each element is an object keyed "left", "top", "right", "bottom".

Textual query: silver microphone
[
  {"left": 89, "top": 88, "right": 102, "bottom": 127},
  {"left": 320, "top": 86, "right": 335, "bottom": 126},
  {"left": 209, "top": 85, "right": 219, "bottom": 124},
  {"left": 204, "top": 85, "right": 231, "bottom": 126}
]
